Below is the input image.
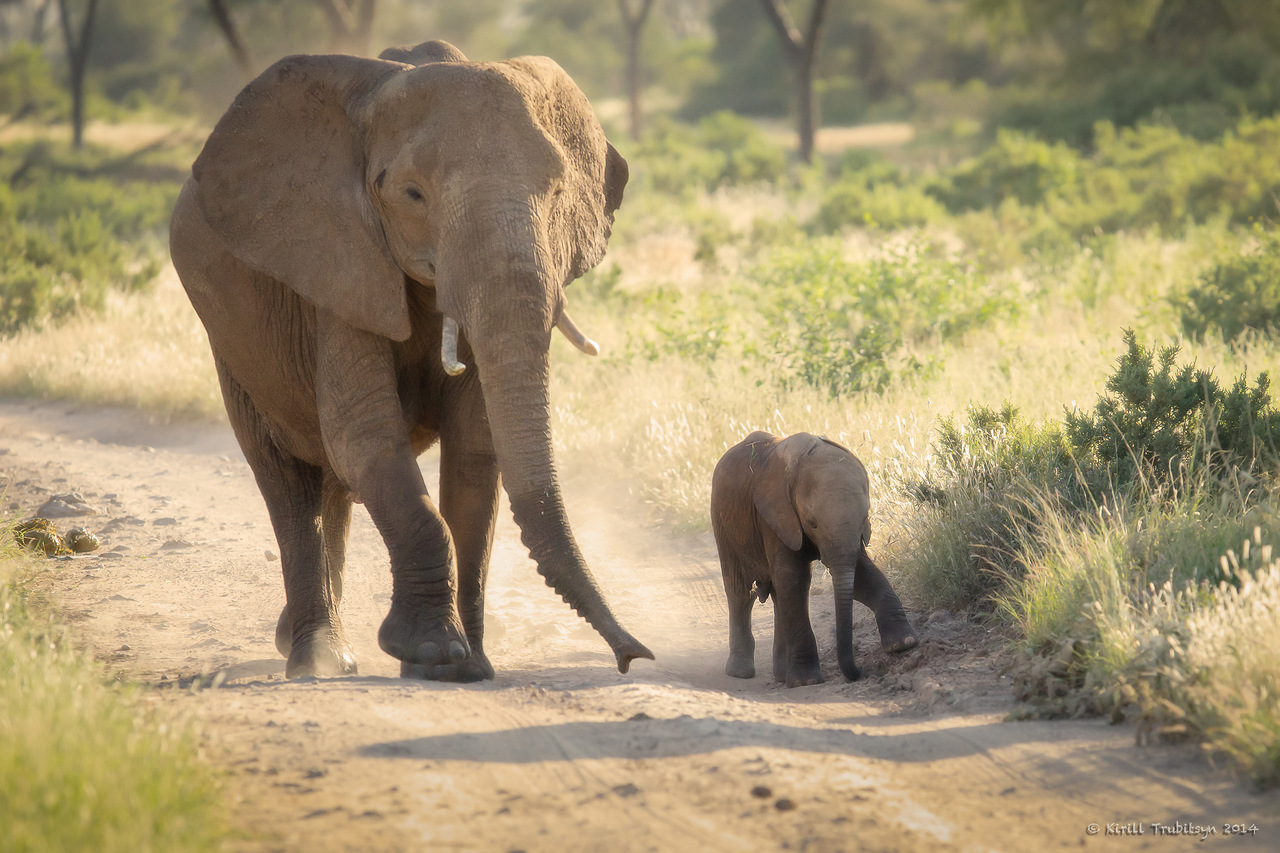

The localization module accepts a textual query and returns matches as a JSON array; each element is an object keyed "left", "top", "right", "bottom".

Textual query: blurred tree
[
  {"left": 55, "top": 0, "right": 96, "bottom": 148},
  {"left": 320, "top": 0, "right": 376, "bottom": 55},
  {"left": 619, "top": 0, "right": 656, "bottom": 140},
  {"left": 208, "top": 0, "right": 252, "bottom": 80},
  {"left": 758, "top": 0, "right": 829, "bottom": 162}
]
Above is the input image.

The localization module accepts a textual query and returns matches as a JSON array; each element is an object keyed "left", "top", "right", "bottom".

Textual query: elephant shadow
[{"left": 354, "top": 715, "right": 1070, "bottom": 765}]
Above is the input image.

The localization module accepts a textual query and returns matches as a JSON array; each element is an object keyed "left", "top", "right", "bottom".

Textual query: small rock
[
  {"left": 154, "top": 517, "right": 178, "bottom": 526},
  {"left": 611, "top": 783, "right": 641, "bottom": 798},
  {"left": 264, "top": 549, "right": 279, "bottom": 562},
  {"left": 774, "top": 798, "right": 796, "bottom": 811},
  {"left": 117, "top": 644, "right": 131, "bottom": 652},
  {"left": 39, "top": 493, "right": 100, "bottom": 517},
  {"left": 160, "top": 539, "right": 193, "bottom": 550},
  {"left": 750, "top": 786, "right": 773, "bottom": 799}
]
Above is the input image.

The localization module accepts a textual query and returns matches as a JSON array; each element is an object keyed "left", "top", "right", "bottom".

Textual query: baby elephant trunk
[{"left": 830, "top": 561, "right": 862, "bottom": 681}]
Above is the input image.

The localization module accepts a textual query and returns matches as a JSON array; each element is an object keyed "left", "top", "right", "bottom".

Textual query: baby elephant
[{"left": 711, "top": 431, "right": 917, "bottom": 686}]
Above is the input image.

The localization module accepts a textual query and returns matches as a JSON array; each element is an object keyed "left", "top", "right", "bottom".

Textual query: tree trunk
[
  {"left": 208, "top": 0, "right": 253, "bottom": 82},
  {"left": 56, "top": 0, "right": 98, "bottom": 151},
  {"left": 619, "top": 0, "right": 655, "bottom": 142},
  {"left": 759, "top": 0, "right": 830, "bottom": 163}
]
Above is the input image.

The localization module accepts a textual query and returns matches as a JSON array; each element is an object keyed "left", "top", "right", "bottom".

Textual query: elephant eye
[{"left": 405, "top": 187, "right": 424, "bottom": 202}]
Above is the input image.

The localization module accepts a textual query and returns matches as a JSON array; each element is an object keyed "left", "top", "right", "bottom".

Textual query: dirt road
[{"left": 1, "top": 399, "right": 1274, "bottom": 852}]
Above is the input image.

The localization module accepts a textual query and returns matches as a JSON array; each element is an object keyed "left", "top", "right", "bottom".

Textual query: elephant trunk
[
  {"left": 831, "top": 561, "right": 861, "bottom": 681},
  {"left": 439, "top": 232, "right": 651, "bottom": 672},
  {"left": 478, "top": 343, "right": 652, "bottom": 672}
]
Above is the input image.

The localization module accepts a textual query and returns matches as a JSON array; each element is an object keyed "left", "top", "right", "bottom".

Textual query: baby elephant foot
[
  {"left": 402, "top": 648, "right": 494, "bottom": 683},
  {"left": 878, "top": 616, "right": 919, "bottom": 653},
  {"left": 781, "top": 658, "right": 825, "bottom": 688},
  {"left": 725, "top": 652, "right": 756, "bottom": 679},
  {"left": 378, "top": 603, "right": 470, "bottom": 671},
  {"left": 285, "top": 630, "right": 358, "bottom": 678}
]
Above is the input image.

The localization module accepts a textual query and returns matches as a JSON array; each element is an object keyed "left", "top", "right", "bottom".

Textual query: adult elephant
[{"left": 169, "top": 40, "right": 652, "bottom": 682}]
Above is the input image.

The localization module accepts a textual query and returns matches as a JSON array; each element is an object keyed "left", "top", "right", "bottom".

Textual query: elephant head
[
  {"left": 753, "top": 434, "right": 875, "bottom": 681},
  {"left": 189, "top": 42, "right": 650, "bottom": 672}
]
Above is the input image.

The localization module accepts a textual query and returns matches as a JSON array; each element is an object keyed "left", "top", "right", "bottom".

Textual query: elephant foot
[
  {"left": 401, "top": 648, "right": 494, "bottom": 683},
  {"left": 285, "top": 631, "right": 358, "bottom": 678},
  {"left": 378, "top": 603, "right": 470, "bottom": 670},
  {"left": 784, "top": 669, "right": 825, "bottom": 688},
  {"left": 725, "top": 654, "right": 755, "bottom": 679},
  {"left": 878, "top": 615, "right": 919, "bottom": 654},
  {"left": 778, "top": 656, "right": 824, "bottom": 688}
]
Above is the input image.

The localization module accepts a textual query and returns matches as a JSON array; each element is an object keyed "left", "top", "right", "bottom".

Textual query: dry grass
[{"left": 0, "top": 267, "right": 222, "bottom": 421}]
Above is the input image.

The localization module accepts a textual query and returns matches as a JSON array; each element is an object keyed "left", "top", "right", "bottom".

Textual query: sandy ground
[{"left": 1, "top": 398, "right": 1275, "bottom": 852}]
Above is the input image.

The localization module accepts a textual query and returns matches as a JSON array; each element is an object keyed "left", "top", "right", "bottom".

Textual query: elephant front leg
[
  {"left": 770, "top": 551, "right": 823, "bottom": 687},
  {"left": 316, "top": 316, "right": 468, "bottom": 674},
  {"left": 855, "top": 551, "right": 918, "bottom": 653}
]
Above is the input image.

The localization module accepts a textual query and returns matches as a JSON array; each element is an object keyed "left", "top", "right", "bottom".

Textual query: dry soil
[{"left": 1, "top": 398, "right": 1274, "bottom": 852}]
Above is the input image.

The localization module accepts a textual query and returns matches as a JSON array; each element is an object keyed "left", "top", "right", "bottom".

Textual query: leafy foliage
[
  {"left": 1181, "top": 225, "right": 1280, "bottom": 343},
  {"left": 0, "top": 145, "right": 177, "bottom": 333},
  {"left": 630, "top": 112, "right": 788, "bottom": 195},
  {"left": 1065, "top": 330, "right": 1280, "bottom": 485}
]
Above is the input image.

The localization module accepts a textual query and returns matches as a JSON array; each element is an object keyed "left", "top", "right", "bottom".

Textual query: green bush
[
  {"left": 907, "top": 331, "right": 1280, "bottom": 612},
  {"left": 755, "top": 237, "right": 1012, "bottom": 396},
  {"left": 0, "top": 149, "right": 177, "bottom": 334},
  {"left": 630, "top": 112, "right": 788, "bottom": 195},
  {"left": 0, "top": 44, "right": 66, "bottom": 121},
  {"left": 1181, "top": 225, "right": 1280, "bottom": 342},
  {"left": 930, "top": 129, "right": 1084, "bottom": 212},
  {"left": 1065, "top": 330, "right": 1280, "bottom": 485},
  {"left": 814, "top": 178, "right": 946, "bottom": 232}
]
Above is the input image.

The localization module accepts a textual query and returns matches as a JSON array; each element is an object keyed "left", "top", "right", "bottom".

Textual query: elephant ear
[
  {"left": 753, "top": 440, "right": 807, "bottom": 553},
  {"left": 503, "top": 56, "right": 626, "bottom": 281},
  {"left": 192, "top": 54, "right": 412, "bottom": 341}
]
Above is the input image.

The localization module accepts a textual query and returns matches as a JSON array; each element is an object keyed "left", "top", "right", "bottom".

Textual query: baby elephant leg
[
  {"left": 723, "top": 575, "right": 757, "bottom": 679},
  {"left": 855, "top": 551, "right": 918, "bottom": 653}
]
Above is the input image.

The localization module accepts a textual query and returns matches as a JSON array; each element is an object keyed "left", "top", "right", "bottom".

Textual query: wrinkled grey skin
[
  {"left": 169, "top": 40, "right": 652, "bottom": 682},
  {"left": 710, "top": 431, "right": 917, "bottom": 687}
]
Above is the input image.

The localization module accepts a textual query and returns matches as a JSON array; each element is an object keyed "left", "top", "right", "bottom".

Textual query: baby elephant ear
[
  {"left": 753, "top": 453, "right": 804, "bottom": 552},
  {"left": 193, "top": 54, "right": 411, "bottom": 341}
]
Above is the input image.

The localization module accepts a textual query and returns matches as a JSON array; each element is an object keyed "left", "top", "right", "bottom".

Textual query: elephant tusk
[
  {"left": 556, "top": 310, "right": 600, "bottom": 357},
  {"left": 441, "top": 315, "right": 467, "bottom": 376}
]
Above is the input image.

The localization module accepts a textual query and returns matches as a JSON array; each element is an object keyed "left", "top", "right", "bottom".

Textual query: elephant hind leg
[
  {"left": 275, "top": 470, "right": 352, "bottom": 660},
  {"left": 217, "top": 359, "right": 356, "bottom": 678},
  {"left": 431, "top": 383, "right": 500, "bottom": 683},
  {"left": 855, "top": 550, "right": 918, "bottom": 653}
]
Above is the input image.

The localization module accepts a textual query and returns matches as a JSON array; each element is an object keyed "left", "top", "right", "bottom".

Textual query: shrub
[
  {"left": 0, "top": 151, "right": 177, "bottom": 334},
  {"left": 631, "top": 112, "right": 787, "bottom": 195},
  {"left": 930, "top": 129, "right": 1083, "bottom": 213},
  {"left": 814, "top": 179, "right": 946, "bottom": 232},
  {"left": 755, "top": 237, "right": 1012, "bottom": 396},
  {"left": 1181, "top": 225, "right": 1280, "bottom": 343},
  {"left": 1065, "top": 330, "right": 1280, "bottom": 486}
]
